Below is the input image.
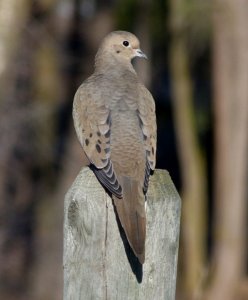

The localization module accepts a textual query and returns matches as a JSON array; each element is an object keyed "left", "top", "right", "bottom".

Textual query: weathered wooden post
[{"left": 64, "top": 167, "right": 181, "bottom": 300}]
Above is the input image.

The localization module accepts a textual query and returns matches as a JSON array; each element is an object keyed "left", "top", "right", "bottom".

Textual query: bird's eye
[{"left": 123, "top": 41, "right": 129, "bottom": 47}]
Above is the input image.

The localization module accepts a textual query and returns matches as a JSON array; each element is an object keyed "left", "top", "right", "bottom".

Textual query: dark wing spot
[
  {"left": 105, "top": 130, "right": 110, "bottom": 138},
  {"left": 85, "top": 139, "right": 89, "bottom": 146},
  {"left": 152, "top": 147, "right": 154, "bottom": 155},
  {"left": 98, "top": 139, "right": 102, "bottom": 144},
  {"left": 97, "top": 131, "right": 101, "bottom": 137},
  {"left": 104, "top": 148, "right": 110, "bottom": 154},
  {"left": 106, "top": 114, "right": 111, "bottom": 125},
  {"left": 96, "top": 144, "right": 101, "bottom": 153},
  {"left": 89, "top": 133, "right": 93, "bottom": 137}
]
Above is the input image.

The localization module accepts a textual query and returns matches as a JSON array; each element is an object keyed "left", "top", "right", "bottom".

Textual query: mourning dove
[{"left": 73, "top": 31, "right": 156, "bottom": 264}]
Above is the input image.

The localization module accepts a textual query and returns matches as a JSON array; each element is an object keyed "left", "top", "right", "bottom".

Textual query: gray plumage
[{"left": 73, "top": 31, "right": 157, "bottom": 264}]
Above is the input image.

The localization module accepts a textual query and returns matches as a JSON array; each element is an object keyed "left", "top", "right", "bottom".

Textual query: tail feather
[{"left": 113, "top": 176, "right": 146, "bottom": 264}]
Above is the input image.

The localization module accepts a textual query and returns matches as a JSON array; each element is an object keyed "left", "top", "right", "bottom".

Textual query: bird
[{"left": 72, "top": 31, "right": 156, "bottom": 264}]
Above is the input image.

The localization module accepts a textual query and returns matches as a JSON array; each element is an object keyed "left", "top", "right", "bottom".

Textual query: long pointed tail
[{"left": 113, "top": 176, "right": 146, "bottom": 264}]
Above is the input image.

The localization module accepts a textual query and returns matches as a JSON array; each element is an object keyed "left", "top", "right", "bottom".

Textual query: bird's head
[{"left": 96, "top": 31, "right": 147, "bottom": 66}]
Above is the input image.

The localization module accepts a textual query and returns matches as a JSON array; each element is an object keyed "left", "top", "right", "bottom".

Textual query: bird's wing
[
  {"left": 73, "top": 84, "right": 122, "bottom": 198},
  {"left": 137, "top": 84, "right": 157, "bottom": 193}
]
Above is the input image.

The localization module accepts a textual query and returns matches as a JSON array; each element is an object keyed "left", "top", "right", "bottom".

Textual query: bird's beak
[{"left": 135, "top": 49, "right": 147, "bottom": 59}]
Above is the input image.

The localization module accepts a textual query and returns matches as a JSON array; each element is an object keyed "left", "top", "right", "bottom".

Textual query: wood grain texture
[{"left": 64, "top": 167, "right": 181, "bottom": 300}]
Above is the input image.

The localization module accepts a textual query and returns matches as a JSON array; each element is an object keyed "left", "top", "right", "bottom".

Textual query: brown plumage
[{"left": 73, "top": 31, "right": 157, "bottom": 264}]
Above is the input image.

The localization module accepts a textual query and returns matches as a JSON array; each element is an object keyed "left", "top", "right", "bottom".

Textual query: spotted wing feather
[{"left": 73, "top": 84, "right": 122, "bottom": 198}]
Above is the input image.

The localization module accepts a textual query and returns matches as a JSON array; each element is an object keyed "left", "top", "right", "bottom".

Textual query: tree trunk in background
[
  {"left": 134, "top": 0, "right": 152, "bottom": 88},
  {"left": 0, "top": 0, "right": 29, "bottom": 81},
  {"left": 206, "top": 1, "right": 248, "bottom": 299},
  {"left": 0, "top": 1, "right": 70, "bottom": 298},
  {"left": 0, "top": 2, "right": 34, "bottom": 299},
  {"left": 169, "top": 1, "right": 207, "bottom": 299}
]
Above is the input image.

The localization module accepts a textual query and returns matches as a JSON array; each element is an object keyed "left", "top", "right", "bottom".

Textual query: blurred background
[{"left": 0, "top": 0, "right": 247, "bottom": 299}]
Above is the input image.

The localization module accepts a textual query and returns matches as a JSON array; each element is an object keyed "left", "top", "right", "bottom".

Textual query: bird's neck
[{"left": 94, "top": 51, "right": 136, "bottom": 75}]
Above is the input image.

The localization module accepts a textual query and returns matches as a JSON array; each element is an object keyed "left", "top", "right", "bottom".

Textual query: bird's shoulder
[
  {"left": 75, "top": 74, "right": 105, "bottom": 101},
  {"left": 137, "top": 83, "right": 155, "bottom": 111}
]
